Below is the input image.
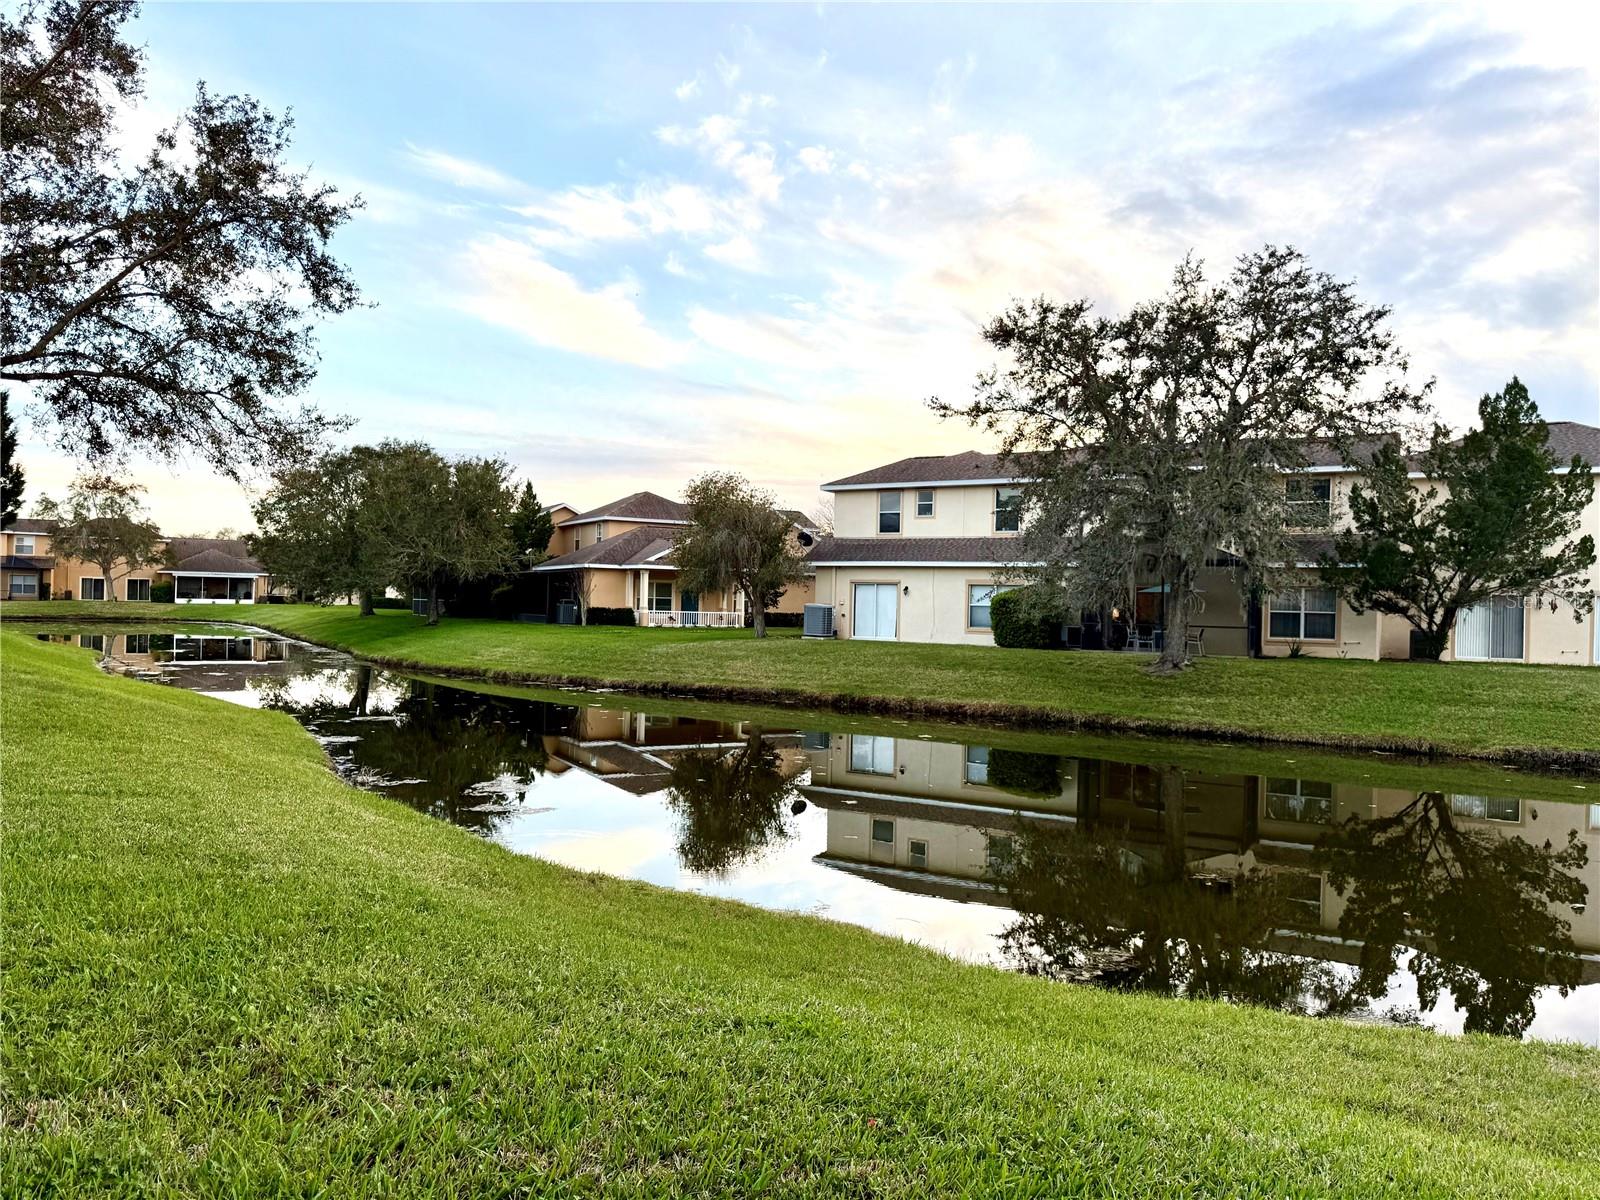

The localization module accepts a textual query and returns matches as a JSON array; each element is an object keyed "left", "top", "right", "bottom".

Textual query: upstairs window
[
  {"left": 994, "top": 487, "right": 1022, "bottom": 533},
  {"left": 1285, "top": 477, "right": 1332, "bottom": 526},
  {"left": 915, "top": 489, "right": 935, "bottom": 518},
  {"left": 878, "top": 490, "right": 901, "bottom": 534},
  {"left": 14, "top": 535, "right": 35, "bottom": 554}
]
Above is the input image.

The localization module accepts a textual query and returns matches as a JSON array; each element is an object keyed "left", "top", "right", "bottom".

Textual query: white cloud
[
  {"left": 714, "top": 54, "right": 741, "bottom": 87},
  {"left": 674, "top": 76, "right": 702, "bottom": 101},
  {"left": 404, "top": 143, "right": 525, "bottom": 195},
  {"left": 455, "top": 236, "right": 685, "bottom": 368},
  {"left": 702, "top": 234, "right": 763, "bottom": 272},
  {"left": 663, "top": 251, "right": 698, "bottom": 278},
  {"left": 795, "top": 146, "right": 835, "bottom": 175}
]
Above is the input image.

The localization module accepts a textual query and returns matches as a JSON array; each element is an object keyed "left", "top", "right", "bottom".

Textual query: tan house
[
  {"left": 1, "top": 520, "right": 271, "bottom": 604},
  {"left": 528, "top": 490, "right": 817, "bottom": 625},
  {"left": 806, "top": 422, "right": 1600, "bottom": 664}
]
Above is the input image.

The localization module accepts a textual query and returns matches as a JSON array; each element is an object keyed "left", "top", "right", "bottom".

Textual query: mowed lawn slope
[
  {"left": 8, "top": 601, "right": 1600, "bottom": 761},
  {"left": 2, "top": 632, "right": 1597, "bottom": 1197}
]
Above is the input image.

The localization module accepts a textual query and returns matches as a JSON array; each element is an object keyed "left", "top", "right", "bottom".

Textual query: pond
[{"left": 40, "top": 624, "right": 1600, "bottom": 1044}]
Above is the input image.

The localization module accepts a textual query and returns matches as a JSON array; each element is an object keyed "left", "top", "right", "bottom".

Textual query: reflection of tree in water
[
  {"left": 258, "top": 666, "right": 560, "bottom": 834},
  {"left": 996, "top": 765, "right": 1349, "bottom": 1016},
  {"left": 1314, "top": 790, "right": 1589, "bottom": 1038},
  {"left": 664, "top": 729, "right": 797, "bottom": 877}
]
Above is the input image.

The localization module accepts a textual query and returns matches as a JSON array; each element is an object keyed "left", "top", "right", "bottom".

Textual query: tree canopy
[
  {"left": 934, "top": 246, "right": 1427, "bottom": 671},
  {"left": 508, "top": 482, "right": 555, "bottom": 567},
  {"left": 250, "top": 447, "right": 387, "bottom": 611},
  {"left": 1, "top": 391, "right": 22, "bottom": 528},
  {"left": 36, "top": 473, "right": 162, "bottom": 596},
  {"left": 1, "top": 0, "right": 360, "bottom": 475},
  {"left": 674, "top": 471, "right": 808, "bottom": 638},
  {"left": 1320, "top": 379, "right": 1594, "bottom": 661},
  {"left": 664, "top": 730, "right": 798, "bottom": 876}
]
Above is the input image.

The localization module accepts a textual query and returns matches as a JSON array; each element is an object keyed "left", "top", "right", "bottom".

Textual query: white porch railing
[{"left": 635, "top": 608, "right": 742, "bottom": 628}]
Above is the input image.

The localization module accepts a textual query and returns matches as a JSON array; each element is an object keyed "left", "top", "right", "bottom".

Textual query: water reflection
[{"left": 54, "top": 626, "right": 1599, "bottom": 1042}]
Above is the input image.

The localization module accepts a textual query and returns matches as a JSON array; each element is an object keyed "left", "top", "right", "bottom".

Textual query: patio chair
[{"left": 1185, "top": 628, "right": 1205, "bottom": 658}]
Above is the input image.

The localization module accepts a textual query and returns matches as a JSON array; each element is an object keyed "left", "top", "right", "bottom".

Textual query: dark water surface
[{"left": 43, "top": 624, "right": 1600, "bottom": 1044}]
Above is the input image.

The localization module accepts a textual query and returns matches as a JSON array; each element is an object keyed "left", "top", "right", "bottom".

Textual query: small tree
[
  {"left": 508, "top": 481, "right": 555, "bottom": 567},
  {"left": 37, "top": 474, "right": 162, "bottom": 599},
  {"left": 361, "top": 442, "right": 515, "bottom": 625},
  {"left": 934, "top": 246, "right": 1426, "bottom": 672},
  {"left": 1, "top": 391, "right": 22, "bottom": 528},
  {"left": 1321, "top": 379, "right": 1595, "bottom": 661},
  {"left": 674, "top": 471, "right": 808, "bottom": 638},
  {"left": 250, "top": 447, "right": 386, "bottom": 612}
]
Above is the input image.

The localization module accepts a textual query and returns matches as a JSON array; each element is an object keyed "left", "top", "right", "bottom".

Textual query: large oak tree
[
  {"left": 1, "top": 1, "right": 360, "bottom": 473},
  {"left": 934, "top": 247, "right": 1427, "bottom": 671}
]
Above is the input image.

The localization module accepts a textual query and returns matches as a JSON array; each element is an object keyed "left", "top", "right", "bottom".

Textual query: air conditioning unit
[
  {"left": 556, "top": 600, "right": 580, "bottom": 625},
  {"left": 802, "top": 603, "right": 835, "bottom": 638}
]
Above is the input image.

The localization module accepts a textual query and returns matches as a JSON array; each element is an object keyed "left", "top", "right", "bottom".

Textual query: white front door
[{"left": 852, "top": 583, "right": 898, "bottom": 640}]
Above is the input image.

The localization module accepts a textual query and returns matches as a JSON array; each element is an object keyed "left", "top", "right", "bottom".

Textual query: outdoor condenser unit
[{"left": 802, "top": 603, "right": 835, "bottom": 638}]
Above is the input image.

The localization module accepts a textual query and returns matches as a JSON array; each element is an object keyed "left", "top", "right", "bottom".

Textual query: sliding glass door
[{"left": 1456, "top": 596, "right": 1524, "bottom": 661}]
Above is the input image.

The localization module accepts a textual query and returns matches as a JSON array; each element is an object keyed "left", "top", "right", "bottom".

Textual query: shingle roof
[
  {"left": 558, "top": 491, "right": 687, "bottom": 527},
  {"left": 806, "top": 536, "right": 1038, "bottom": 566},
  {"left": 531, "top": 524, "right": 682, "bottom": 571},
  {"left": 823, "top": 451, "right": 1045, "bottom": 490},
  {"left": 1, "top": 554, "right": 53, "bottom": 570},
  {"left": 1534, "top": 422, "right": 1599, "bottom": 465},
  {"left": 166, "top": 538, "right": 264, "bottom": 575},
  {"left": 5, "top": 518, "right": 58, "bottom": 534}
]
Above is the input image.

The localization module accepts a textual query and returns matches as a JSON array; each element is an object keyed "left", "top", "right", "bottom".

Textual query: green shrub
[
  {"left": 149, "top": 581, "right": 174, "bottom": 603},
  {"left": 371, "top": 596, "right": 409, "bottom": 610},
  {"left": 990, "top": 586, "right": 1060, "bottom": 649},
  {"left": 585, "top": 607, "right": 636, "bottom": 626},
  {"left": 989, "top": 748, "right": 1063, "bottom": 798}
]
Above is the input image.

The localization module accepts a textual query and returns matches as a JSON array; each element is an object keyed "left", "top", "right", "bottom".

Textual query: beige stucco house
[
  {"left": 2, "top": 520, "right": 271, "bottom": 604},
  {"left": 806, "top": 422, "right": 1600, "bottom": 664},
  {"left": 528, "top": 490, "right": 817, "bottom": 625}
]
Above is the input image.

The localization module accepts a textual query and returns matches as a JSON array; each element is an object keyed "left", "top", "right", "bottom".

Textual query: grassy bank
[
  {"left": 5, "top": 601, "right": 1600, "bottom": 765},
  {"left": 3, "top": 631, "right": 1597, "bottom": 1196}
]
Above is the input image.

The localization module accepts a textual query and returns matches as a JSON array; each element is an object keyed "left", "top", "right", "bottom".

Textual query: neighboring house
[
  {"left": 808, "top": 422, "right": 1600, "bottom": 664},
  {"left": 1, "top": 520, "right": 271, "bottom": 603},
  {"left": 528, "top": 490, "right": 817, "bottom": 625}
]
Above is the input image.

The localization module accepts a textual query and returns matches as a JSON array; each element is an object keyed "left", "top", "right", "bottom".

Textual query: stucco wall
[
  {"left": 833, "top": 484, "right": 1024, "bottom": 540},
  {"left": 816, "top": 565, "right": 1007, "bottom": 645}
]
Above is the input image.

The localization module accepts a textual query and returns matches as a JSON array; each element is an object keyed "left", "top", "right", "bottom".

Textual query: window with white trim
[
  {"left": 849, "top": 734, "right": 895, "bottom": 775},
  {"left": 1449, "top": 795, "right": 1521, "bottom": 823},
  {"left": 914, "top": 489, "right": 935, "bottom": 518},
  {"left": 648, "top": 581, "right": 673, "bottom": 612},
  {"left": 1265, "top": 777, "right": 1335, "bottom": 824},
  {"left": 964, "top": 745, "right": 990, "bottom": 785},
  {"left": 1284, "top": 477, "right": 1332, "bottom": 526},
  {"left": 1455, "top": 597, "right": 1524, "bottom": 661},
  {"left": 8, "top": 572, "right": 38, "bottom": 597},
  {"left": 871, "top": 818, "right": 895, "bottom": 847},
  {"left": 14, "top": 535, "right": 35, "bottom": 554},
  {"left": 968, "top": 584, "right": 998, "bottom": 629},
  {"left": 878, "top": 490, "right": 901, "bottom": 534},
  {"left": 125, "top": 578, "right": 151, "bottom": 602},
  {"left": 993, "top": 487, "right": 1022, "bottom": 533},
  {"left": 1268, "top": 587, "right": 1336, "bottom": 640},
  {"left": 80, "top": 577, "right": 107, "bottom": 601},
  {"left": 908, "top": 838, "right": 928, "bottom": 868}
]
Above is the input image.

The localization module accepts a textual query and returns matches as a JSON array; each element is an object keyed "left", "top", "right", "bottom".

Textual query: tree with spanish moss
[
  {"left": 36, "top": 473, "right": 162, "bottom": 599},
  {"left": 674, "top": 471, "right": 808, "bottom": 639},
  {"left": 933, "top": 246, "right": 1428, "bottom": 672},
  {"left": 1, "top": 0, "right": 361, "bottom": 474}
]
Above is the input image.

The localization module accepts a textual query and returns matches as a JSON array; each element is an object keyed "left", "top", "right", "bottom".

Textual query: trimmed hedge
[
  {"left": 149, "top": 582, "right": 174, "bottom": 603},
  {"left": 753, "top": 610, "right": 804, "bottom": 628},
  {"left": 990, "top": 586, "right": 1060, "bottom": 649},
  {"left": 371, "top": 597, "right": 410, "bottom": 610},
  {"left": 585, "top": 607, "right": 636, "bottom": 626}
]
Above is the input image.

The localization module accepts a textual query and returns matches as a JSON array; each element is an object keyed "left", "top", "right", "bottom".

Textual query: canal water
[{"left": 41, "top": 624, "right": 1600, "bottom": 1044}]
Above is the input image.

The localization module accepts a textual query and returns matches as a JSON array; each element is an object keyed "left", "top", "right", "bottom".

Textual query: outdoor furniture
[{"left": 1185, "top": 628, "right": 1205, "bottom": 658}]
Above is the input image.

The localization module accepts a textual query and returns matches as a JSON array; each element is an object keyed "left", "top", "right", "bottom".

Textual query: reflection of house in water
[
  {"left": 543, "top": 707, "right": 808, "bottom": 797},
  {"left": 801, "top": 734, "right": 1600, "bottom": 982}
]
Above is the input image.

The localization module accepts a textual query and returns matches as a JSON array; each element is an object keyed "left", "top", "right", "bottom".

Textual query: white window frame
[
  {"left": 1285, "top": 477, "right": 1332, "bottom": 526},
  {"left": 877, "top": 490, "right": 902, "bottom": 534},
  {"left": 993, "top": 487, "right": 1022, "bottom": 533},
  {"left": 914, "top": 489, "right": 935, "bottom": 518},
  {"left": 964, "top": 745, "right": 990, "bottom": 785},
  {"left": 1264, "top": 778, "right": 1335, "bottom": 824},
  {"left": 79, "top": 576, "right": 107, "bottom": 601},
  {"left": 870, "top": 817, "right": 895, "bottom": 846},
  {"left": 1268, "top": 587, "right": 1337, "bottom": 641},
  {"left": 648, "top": 580, "right": 673, "bottom": 613},
  {"left": 125, "top": 577, "right": 151, "bottom": 602},
  {"left": 1455, "top": 596, "right": 1525, "bottom": 662},
  {"left": 967, "top": 584, "right": 998, "bottom": 630},
  {"left": 8, "top": 572, "right": 39, "bottom": 597},
  {"left": 1449, "top": 795, "right": 1522, "bottom": 823},
  {"left": 908, "top": 838, "right": 929, "bottom": 868},
  {"left": 14, "top": 535, "right": 35, "bottom": 554},
  {"left": 849, "top": 734, "right": 896, "bottom": 776}
]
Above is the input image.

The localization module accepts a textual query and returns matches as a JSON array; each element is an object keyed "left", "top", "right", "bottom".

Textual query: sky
[{"left": 13, "top": 1, "right": 1600, "bottom": 533}]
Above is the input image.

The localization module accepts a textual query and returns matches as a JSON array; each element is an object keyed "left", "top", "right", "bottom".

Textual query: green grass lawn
[
  {"left": 5, "top": 600, "right": 1599, "bottom": 764},
  {"left": 3, "top": 631, "right": 1596, "bottom": 1196}
]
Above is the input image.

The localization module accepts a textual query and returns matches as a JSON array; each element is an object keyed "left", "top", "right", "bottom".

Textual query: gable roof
[
  {"left": 166, "top": 537, "right": 264, "bottom": 575},
  {"left": 558, "top": 491, "right": 688, "bottom": 527},
  {"left": 1531, "top": 421, "right": 1599, "bottom": 466},
  {"left": 823, "top": 451, "right": 1044, "bottom": 491},
  {"left": 530, "top": 524, "right": 682, "bottom": 571},
  {"left": 5, "top": 518, "right": 59, "bottom": 535}
]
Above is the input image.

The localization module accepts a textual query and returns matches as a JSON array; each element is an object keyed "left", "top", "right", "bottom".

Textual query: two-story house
[
  {"left": 528, "top": 490, "right": 817, "bottom": 625},
  {"left": 1, "top": 520, "right": 271, "bottom": 603},
  {"left": 808, "top": 422, "right": 1600, "bottom": 665}
]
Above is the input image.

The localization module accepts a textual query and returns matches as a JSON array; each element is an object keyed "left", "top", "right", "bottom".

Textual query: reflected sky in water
[{"left": 48, "top": 625, "right": 1599, "bottom": 1045}]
